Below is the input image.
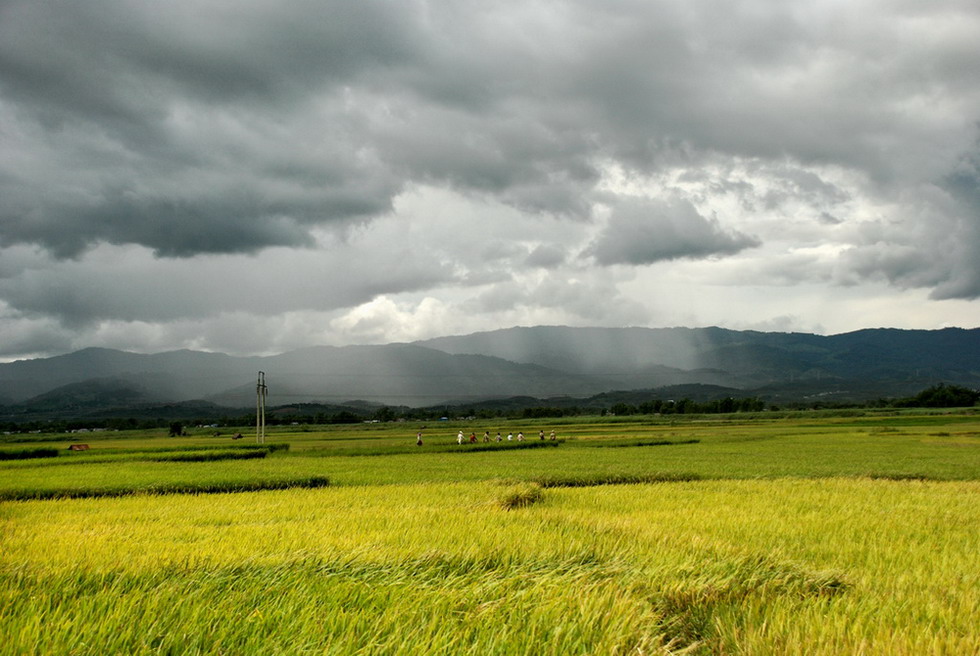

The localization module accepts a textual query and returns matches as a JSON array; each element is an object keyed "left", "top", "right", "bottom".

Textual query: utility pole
[{"left": 256, "top": 371, "right": 267, "bottom": 444}]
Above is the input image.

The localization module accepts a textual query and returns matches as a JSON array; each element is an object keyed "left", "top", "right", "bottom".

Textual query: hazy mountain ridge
[
  {"left": 0, "top": 343, "right": 600, "bottom": 409},
  {"left": 418, "top": 326, "right": 980, "bottom": 384},
  {"left": 1, "top": 327, "right": 977, "bottom": 418}
]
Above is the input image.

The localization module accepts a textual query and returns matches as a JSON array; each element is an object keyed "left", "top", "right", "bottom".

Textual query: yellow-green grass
[
  {"left": 2, "top": 479, "right": 977, "bottom": 654},
  {"left": 0, "top": 457, "right": 328, "bottom": 501},
  {"left": 1, "top": 443, "right": 287, "bottom": 468},
  {"left": 2, "top": 414, "right": 978, "bottom": 500}
]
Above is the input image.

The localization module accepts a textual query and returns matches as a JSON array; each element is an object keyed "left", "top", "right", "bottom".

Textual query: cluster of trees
[
  {"left": 774, "top": 384, "right": 980, "bottom": 411},
  {"left": 892, "top": 383, "right": 980, "bottom": 408},
  {"left": 224, "top": 410, "right": 366, "bottom": 426},
  {"left": 0, "top": 409, "right": 373, "bottom": 436},
  {"left": 229, "top": 385, "right": 977, "bottom": 424},
  {"left": 608, "top": 397, "right": 767, "bottom": 416},
  {"left": 522, "top": 406, "right": 577, "bottom": 418},
  {"left": 0, "top": 416, "right": 182, "bottom": 436},
  {"left": 517, "top": 398, "right": 769, "bottom": 419}
]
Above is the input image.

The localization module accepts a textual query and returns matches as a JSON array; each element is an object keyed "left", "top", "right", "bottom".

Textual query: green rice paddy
[{"left": 1, "top": 410, "right": 978, "bottom": 654}]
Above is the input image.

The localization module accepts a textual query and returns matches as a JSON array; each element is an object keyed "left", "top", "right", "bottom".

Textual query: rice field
[{"left": 1, "top": 411, "right": 978, "bottom": 654}]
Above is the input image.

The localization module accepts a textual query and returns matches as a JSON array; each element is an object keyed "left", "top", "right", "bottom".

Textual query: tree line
[{"left": 1, "top": 384, "right": 975, "bottom": 435}]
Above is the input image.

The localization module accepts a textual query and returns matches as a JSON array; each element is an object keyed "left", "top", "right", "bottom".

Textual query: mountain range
[{"left": 1, "top": 326, "right": 978, "bottom": 420}]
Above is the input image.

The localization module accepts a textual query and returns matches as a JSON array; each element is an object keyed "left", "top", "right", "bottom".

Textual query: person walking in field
[
  {"left": 496, "top": 432, "right": 502, "bottom": 442},
  {"left": 507, "top": 432, "right": 513, "bottom": 441},
  {"left": 550, "top": 430, "right": 556, "bottom": 440},
  {"left": 539, "top": 430, "right": 545, "bottom": 440},
  {"left": 457, "top": 431, "right": 464, "bottom": 445},
  {"left": 517, "top": 432, "right": 524, "bottom": 441},
  {"left": 483, "top": 431, "right": 490, "bottom": 442},
  {"left": 416, "top": 432, "right": 423, "bottom": 446},
  {"left": 470, "top": 432, "right": 477, "bottom": 443}
]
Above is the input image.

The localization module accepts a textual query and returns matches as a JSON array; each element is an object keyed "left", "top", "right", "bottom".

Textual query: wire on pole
[{"left": 256, "top": 371, "right": 267, "bottom": 444}]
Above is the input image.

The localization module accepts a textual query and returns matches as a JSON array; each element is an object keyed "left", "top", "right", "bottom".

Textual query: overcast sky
[{"left": 1, "top": 0, "right": 978, "bottom": 361}]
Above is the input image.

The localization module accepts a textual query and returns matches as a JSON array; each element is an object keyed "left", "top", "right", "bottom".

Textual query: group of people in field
[{"left": 415, "top": 428, "right": 556, "bottom": 446}]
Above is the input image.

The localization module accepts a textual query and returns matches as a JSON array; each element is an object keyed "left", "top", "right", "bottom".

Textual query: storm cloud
[
  {"left": 586, "top": 197, "right": 759, "bottom": 265},
  {"left": 0, "top": 0, "right": 978, "bottom": 359}
]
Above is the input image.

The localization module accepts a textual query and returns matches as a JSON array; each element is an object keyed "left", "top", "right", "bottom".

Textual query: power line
[{"left": 256, "top": 371, "right": 267, "bottom": 443}]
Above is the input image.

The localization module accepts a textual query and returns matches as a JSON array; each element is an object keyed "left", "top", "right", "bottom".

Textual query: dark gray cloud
[
  {"left": 0, "top": 0, "right": 416, "bottom": 257},
  {"left": 0, "top": 1, "right": 420, "bottom": 113},
  {"left": 933, "top": 147, "right": 980, "bottom": 298},
  {"left": 0, "top": 241, "right": 458, "bottom": 326},
  {"left": 823, "top": 137, "right": 980, "bottom": 300},
  {"left": 525, "top": 244, "right": 566, "bottom": 269},
  {"left": 586, "top": 197, "right": 759, "bottom": 265},
  {"left": 0, "top": 312, "right": 72, "bottom": 359},
  {"left": 5, "top": 0, "right": 977, "bottom": 263}
]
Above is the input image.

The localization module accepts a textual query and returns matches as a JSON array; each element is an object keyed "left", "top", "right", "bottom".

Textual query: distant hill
[
  {"left": 417, "top": 326, "right": 980, "bottom": 392},
  {"left": 0, "top": 343, "right": 601, "bottom": 412},
  {"left": 0, "top": 347, "right": 254, "bottom": 402},
  {"left": 0, "top": 376, "right": 238, "bottom": 423},
  {"left": 1, "top": 326, "right": 977, "bottom": 421},
  {"left": 19, "top": 378, "right": 151, "bottom": 412},
  {"left": 203, "top": 344, "right": 602, "bottom": 407}
]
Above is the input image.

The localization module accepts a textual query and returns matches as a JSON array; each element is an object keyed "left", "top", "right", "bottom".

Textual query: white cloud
[{"left": 330, "top": 296, "right": 455, "bottom": 345}]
